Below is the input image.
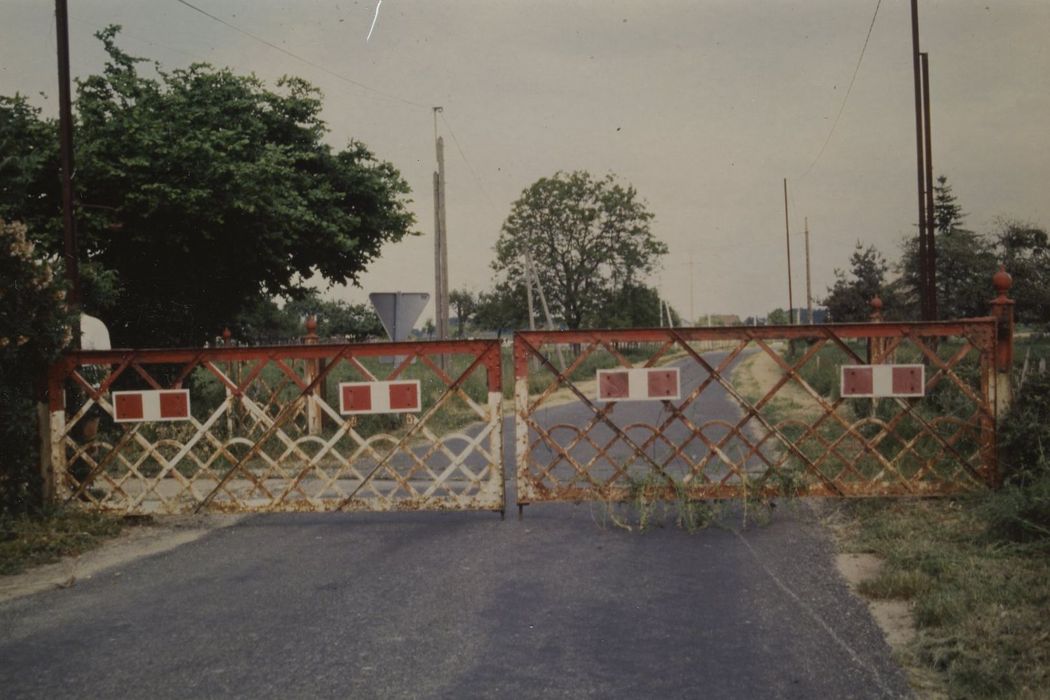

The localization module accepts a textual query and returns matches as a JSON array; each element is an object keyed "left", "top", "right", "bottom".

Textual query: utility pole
[
  {"left": 783, "top": 178, "right": 795, "bottom": 324},
  {"left": 432, "top": 107, "right": 450, "bottom": 346},
  {"left": 55, "top": 0, "right": 79, "bottom": 344},
  {"left": 804, "top": 217, "right": 813, "bottom": 324},
  {"left": 689, "top": 252, "right": 695, "bottom": 325},
  {"left": 921, "top": 51, "right": 937, "bottom": 320},
  {"left": 522, "top": 253, "right": 536, "bottom": 331},
  {"left": 907, "top": 0, "right": 940, "bottom": 321},
  {"left": 523, "top": 247, "right": 566, "bottom": 370}
]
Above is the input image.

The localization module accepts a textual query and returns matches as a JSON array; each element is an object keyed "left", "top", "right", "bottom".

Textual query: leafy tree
[
  {"left": 0, "top": 220, "right": 73, "bottom": 513},
  {"left": 994, "top": 220, "right": 1050, "bottom": 324},
  {"left": 234, "top": 292, "right": 383, "bottom": 342},
  {"left": 603, "top": 283, "right": 679, "bottom": 328},
  {"left": 766, "top": 308, "right": 790, "bottom": 325},
  {"left": 822, "top": 242, "right": 894, "bottom": 322},
  {"left": 473, "top": 284, "right": 528, "bottom": 332},
  {"left": 449, "top": 288, "right": 477, "bottom": 336},
  {"left": 898, "top": 176, "right": 996, "bottom": 319},
  {"left": 0, "top": 96, "right": 58, "bottom": 238},
  {"left": 0, "top": 27, "right": 414, "bottom": 348},
  {"left": 491, "top": 171, "right": 667, "bottom": 329}
]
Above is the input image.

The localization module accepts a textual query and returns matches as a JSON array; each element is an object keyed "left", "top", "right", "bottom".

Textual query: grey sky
[{"left": 2, "top": 1, "right": 1048, "bottom": 322}]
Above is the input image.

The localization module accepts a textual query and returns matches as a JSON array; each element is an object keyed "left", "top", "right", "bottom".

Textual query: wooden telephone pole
[
  {"left": 55, "top": 0, "right": 80, "bottom": 344},
  {"left": 783, "top": 178, "right": 795, "bottom": 324},
  {"left": 804, "top": 217, "right": 813, "bottom": 324},
  {"left": 911, "top": 0, "right": 937, "bottom": 320},
  {"left": 432, "top": 107, "right": 450, "bottom": 344}
]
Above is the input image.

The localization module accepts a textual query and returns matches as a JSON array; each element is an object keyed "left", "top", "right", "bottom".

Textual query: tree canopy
[
  {"left": 897, "top": 176, "right": 996, "bottom": 319},
  {"left": 0, "top": 27, "right": 414, "bottom": 347},
  {"left": 994, "top": 220, "right": 1050, "bottom": 324},
  {"left": 491, "top": 171, "right": 667, "bottom": 329},
  {"left": 233, "top": 291, "right": 382, "bottom": 343},
  {"left": 822, "top": 242, "right": 894, "bottom": 322}
]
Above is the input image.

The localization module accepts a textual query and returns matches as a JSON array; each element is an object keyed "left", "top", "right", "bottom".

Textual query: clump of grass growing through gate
[{"left": 592, "top": 474, "right": 721, "bottom": 534}]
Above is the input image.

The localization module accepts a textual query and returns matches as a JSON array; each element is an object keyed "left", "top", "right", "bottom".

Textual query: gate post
[
  {"left": 304, "top": 315, "right": 323, "bottom": 435},
  {"left": 867, "top": 295, "right": 884, "bottom": 363},
  {"left": 513, "top": 336, "right": 530, "bottom": 518},
  {"left": 989, "top": 266, "right": 1014, "bottom": 420},
  {"left": 41, "top": 363, "right": 67, "bottom": 502}
]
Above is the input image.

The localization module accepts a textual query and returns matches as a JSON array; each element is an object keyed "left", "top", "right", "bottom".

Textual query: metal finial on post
[
  {"left": 989, "top": 265, "right": 1015, "bottom": 426},
  {"left": 222, "top": 327, "right": 232, "bottom": 346},
  {"left": 305, "top": 315, "right": 319, "bottom": 344},
  {"left": 990, "top": 265, "right": 1014, "bottom": 372},
  {"left": 868, "top": 295, "right": 885, "bottom": 364},
  {"left": 870, "top": 295, "right": 884, "bottom": 323}
]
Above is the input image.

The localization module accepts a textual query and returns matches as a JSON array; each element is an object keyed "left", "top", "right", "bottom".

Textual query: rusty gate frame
[
  {"left": 44, "top": 339, "right": 505, "bottom": 515},
  {"left": 514, "top": 314, "right": 1010, "bottom": 508}
]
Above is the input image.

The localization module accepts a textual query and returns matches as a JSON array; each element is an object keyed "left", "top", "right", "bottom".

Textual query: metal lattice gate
[
  {"left": 514, "top": 319, "right": 1005, "bottom": 506},
  {"left": 45, "top": 339, "right": 505, "bottom": 515}
]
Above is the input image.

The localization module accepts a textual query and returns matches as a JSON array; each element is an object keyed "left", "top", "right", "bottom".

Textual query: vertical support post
[
  {"left": 783, "top": 178, "right": 795, "bottom": 324},
  {"left": 304, "top": 315, "right": 323, "bottom": 436},
  {"left": 55, "top": 0, "right": 80, "bottom": 329},
  {"left": 513, "top": 337, "right": 530, "bottom": 517},
  {"left": 867, "top": 296, "right": 884, "bottom": 364},
  {"left": 990, "top": 266, "right": 1014, "bottom": 422},
  {"left": 804, "top": 217, "right": 813, "bottom": 324},
  {"left": 921, "top": 52, "right": 937, "bottom": 320},
  {"left": 223, "top": 327, "right": 236, "bottom": 436},
  {"left": 37, "top": 400, "right": 52, "bottom": 502},
  {"left": 483, "top": 342, "right": 506, "bottom": 517},
  {"left": 44, "top": 364, "right": 67, "bottom": 501}
]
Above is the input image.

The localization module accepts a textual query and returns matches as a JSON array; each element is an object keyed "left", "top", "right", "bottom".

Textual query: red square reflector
[
  {"left": 158, "top": 391, "right": 189, "bottom": 419},
  {"left": 599, "top": 371, "right": 630, "bottom": 400},
  {"left": 892, "top": 366, "right": 923, "bottom": 395},
  {"left": 647, "top": 370, "right": 678, "bottom": 398},
  {"left": 842, "top": 367, "right": 874, "bottom": 396},
  {"left": 388, "top": 382, "right": 419, "bottom": 411},
  {"left": 115, "top": 393, "right": 144, "bottom": 421},
  {"left": 342, "top": 385, "right": 372, "bottom": 412}
]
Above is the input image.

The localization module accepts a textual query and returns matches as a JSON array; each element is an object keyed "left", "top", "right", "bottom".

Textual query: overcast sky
[{"left": 2, "top": 1, "right": 1048, "bottom": 323}]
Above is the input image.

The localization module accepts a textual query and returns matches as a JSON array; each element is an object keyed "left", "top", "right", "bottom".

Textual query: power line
[
  {"left": 798, "top": 0, "right": 883, "bottom": 179},
  {"left": 439, "top": 111, "right": 498, "bottom": 214},
  {"left": 172, "top": 0, "right": 430, "bottom": 110}
]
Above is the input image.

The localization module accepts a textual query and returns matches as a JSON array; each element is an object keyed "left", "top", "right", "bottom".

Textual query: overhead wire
[
  {"left": 797, "top": 0, "right": 883, "bottom": 179},
  {"left": 439, "top": 111, "right": 498, "bottom": 215},
  {"left": 171, "top": 0, "right": 430, "bottom": 110}
]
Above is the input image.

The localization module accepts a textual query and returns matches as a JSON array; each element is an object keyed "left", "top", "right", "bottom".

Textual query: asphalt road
[{"left": 0, "top": 350, "right": 913, "bottom": 698}]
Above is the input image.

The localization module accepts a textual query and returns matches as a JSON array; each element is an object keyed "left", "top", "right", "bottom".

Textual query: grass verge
[
  {"left": 826, "top": 497, "right": 1050, "bottom": 699},
  {"left": 0, "top": 508, "right": 125, "bottom": 576}
]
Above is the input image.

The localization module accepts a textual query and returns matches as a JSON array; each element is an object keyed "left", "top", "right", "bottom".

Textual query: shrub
[
  {"left": 0, "top": 220, "right": 72, "bottom": 514},
  {"left": 986, "top": 371, "right": 1050, "bottom": 542}
]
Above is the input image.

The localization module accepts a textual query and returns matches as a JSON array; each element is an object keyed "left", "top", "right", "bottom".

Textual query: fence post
[
  {"left": 222, "top": 327, "right": 238, "bottom": 436},
  {"left": 989, "top": 266, "right": 1015, "bottom": 420},
  {"left": 36, "top": 372, "right": 54, "bottom": 504},
  {"left": 304, "top": 315, "right": 323, "bottom": 435},
  {"left": 867, "top": 295, "right": 884, "bottom": 364},
  {"left": 41, "top": 363, "right": 67, "bottom": 502}
]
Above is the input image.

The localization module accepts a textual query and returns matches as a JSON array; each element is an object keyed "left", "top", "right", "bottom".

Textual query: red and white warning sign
[
  {"left": 840, "top": 364, "right": 925, "bottom": 398},
  {"left": 112, "top": 389, "right": 191, "bottom": 423},
  {"left": 596, "top": 367, "right": 680, "bottom": 402},
  {"left": 338, "top": 380, "right": 421, "bottom": 415}
]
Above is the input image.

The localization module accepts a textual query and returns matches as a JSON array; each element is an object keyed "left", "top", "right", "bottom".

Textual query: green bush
[
  {"left": 0, "top": 220, "right": 72, "bottom": 514},
  {"left": 987, "top": 371, "right": 1050, "bottom": 542}
]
